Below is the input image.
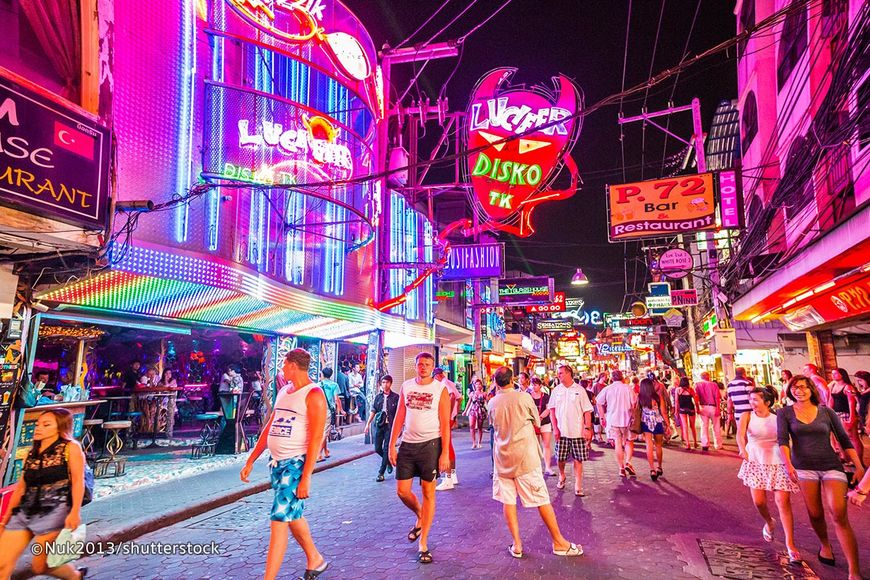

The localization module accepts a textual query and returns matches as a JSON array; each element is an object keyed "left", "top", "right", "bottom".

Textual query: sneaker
[
  {"left": 387, "top": 464, "right": 394, "bottom": 474},
  {"left": 624, "top": 464, "right": 636, "bottom": 477},
  {"left": 376, "top": 474, "right": 385, "bottom": 482},
  {"left": 544, "top": 469, "right": 555, "bottom": 477},
  {"left": 450, "top": 470, "right": 459, "bottom": 485},
  {"left": 435, "top": 477, "right": 454, "bottom": 491}
]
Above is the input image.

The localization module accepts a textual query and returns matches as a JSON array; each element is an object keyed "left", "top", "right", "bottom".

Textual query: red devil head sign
[{"left": 465, "top": 68, "right": 582, "bottom": 237}]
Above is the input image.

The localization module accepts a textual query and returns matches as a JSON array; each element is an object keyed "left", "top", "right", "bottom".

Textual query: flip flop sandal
[
  {"left": 556, "top": 479, "right": 566, "bottom": 490},
  {"left": 575, "top": 490, "right": 586, "bottom": 497},
  {"left": 553, "top": 542, "right": 584, "bottom": 557},
  {"left": 407, "top": 526, "right": 422, "bottom": 542},
  {"left": 418, "top": 550, "right": 433, "bottom": 564},
  {"left": 762, "top": 521, "right": 775, "bottom": 542},
  {"left": 300, "top": 560, "right": 329, "bottom": 579},
  {"left": 508, "top": 545, "right": 523, "bottom": 559}
]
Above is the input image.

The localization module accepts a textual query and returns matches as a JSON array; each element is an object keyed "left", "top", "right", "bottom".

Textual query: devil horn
[{"left": 474, "top": 67, "right": 517, "bottom": 100}]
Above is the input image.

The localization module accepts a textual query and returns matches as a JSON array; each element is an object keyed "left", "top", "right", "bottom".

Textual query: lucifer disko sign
[{"left": 465, "top": 68, "right": 582, "bottom": 237}]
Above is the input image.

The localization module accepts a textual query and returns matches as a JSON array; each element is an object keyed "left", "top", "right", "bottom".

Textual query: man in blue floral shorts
[{"left": 242, "top": 349, "right": 328, "bottom": 580}]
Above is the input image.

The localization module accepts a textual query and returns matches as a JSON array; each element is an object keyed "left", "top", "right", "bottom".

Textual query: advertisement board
[
  {"left": 441, "top": 243, "right": 504, "bottom": 280},
  {"left": 465, "top": 68, "right": 582, "bottom": 237},
  {"left": 670, "top": 289, "right": 699, "bottom": 307},
  {"left": 607, "top": 173, "right": 717, "bottom": 241},
  {"left": 658, "top": 248, "right": 694, "bottom": 279},
  {"left": 497, "top": 276, "right": 553, "bottom": 305},
  {"left": 536, "top": 319, "right": 573, "bottom": 332},
  {"left": 717, "top": 169, "right": 744, "bottom": 229},
  {"left": 526, "top": 291, "right": 566, "bottom": 313},
  {"left": 0, "top": 77, "right": 111, "bottom": 229}
]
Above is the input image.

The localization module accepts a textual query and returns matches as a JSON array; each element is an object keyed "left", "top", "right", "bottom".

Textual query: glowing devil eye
[{"left": 324, "top": 32, "right": 371, "bottom": 81}]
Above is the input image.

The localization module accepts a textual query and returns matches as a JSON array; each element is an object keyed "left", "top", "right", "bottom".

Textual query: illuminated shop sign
[
  {"left": 781, "top": 274, "right": 870, "bottom": 330},
  {"left": 465, "top": 68, "right": 582, "bottom": 237},
  {"left": 526, "top": 292, "right": 565, "bottom": 314},
  {"left": 717, "top": 169, "right": 744, "bottom": 229},
  {"left": 536, "top": 319, "right": 573, "bottom": 332},
  {"left": 594, "top": 342, "right": 633, "bottom": 355},
  {"left": 607, "top": 174, "right": 717, "bottom": 241},
  {"left": 670, "top": 289, "right": 698, "bottom": 307},
  {"left": 226, "top": 0, "right": 371, "bottom": 81},
  {"left": 441, "top": 242, "right": 504, "bottom": 280},
  {"left": 497, "top": 276, "right": 554, "bottom": 305},
  {"left": 0, "top": 77, "right": 110, "bottom": 229}
]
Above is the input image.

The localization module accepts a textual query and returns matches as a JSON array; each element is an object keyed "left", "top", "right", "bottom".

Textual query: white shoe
[
  {"left": 450, "top": 470, "right": 458, "bottom": 485},
  {"left": 435, "top": 477, "right": 454, "bottom": 491}
]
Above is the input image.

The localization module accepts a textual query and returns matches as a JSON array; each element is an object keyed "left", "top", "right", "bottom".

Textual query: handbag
[{"left": 629, "top": 404, "right": 643, "bottom": 435}]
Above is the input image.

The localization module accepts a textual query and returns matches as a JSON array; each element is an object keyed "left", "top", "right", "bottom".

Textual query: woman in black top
[
  {"left": 676, "top": 377, "right": 699, "bottom": 449},
  {"left": 778, "top": 375, "right": 864, "bottom": 579},
  {"left": 529, "top": 377, "right": 554, "bottom": 476},
  {"left": 828, "top": 368, "right": 863, "bottom": 462},
  {"left": 0, "top": 408, "right": 87, "bottom": 579}
]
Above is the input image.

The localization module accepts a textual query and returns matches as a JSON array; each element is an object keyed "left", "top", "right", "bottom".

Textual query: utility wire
[{"left": 394, "top": 0, "right": 452, "bottom": 50}]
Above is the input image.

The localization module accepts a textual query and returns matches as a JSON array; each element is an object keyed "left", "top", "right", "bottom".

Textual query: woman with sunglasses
[{"left": 778, "top": 375, "right": 864, "bottom": 579}]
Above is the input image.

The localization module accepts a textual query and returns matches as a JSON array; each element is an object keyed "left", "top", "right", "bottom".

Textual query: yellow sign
[{"left": 608, "top": 173, "right": 717, "bottom": 241}]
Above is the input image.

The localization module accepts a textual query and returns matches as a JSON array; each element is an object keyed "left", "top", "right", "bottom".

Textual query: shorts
[
  {"left": 396, "top": 438, "right": 441, "bottom": 482},
  {"left": 270, "top": 455, "right": 307, "bottom": 522},
  {"left": 5, "top": 503, "right": 69, "bottom": 536},
  {"left": 492, "top": 470, "right": 551, "bottom": 507},
  {"left": 795, "top": 469, "right": 848, "bottom": 483},
  {"left": 641, "top": 422, "right": 665, "bottom": 435},
  {"left": 556, "top": 437, "right": 589, "bottom": 462},
  {"left": 539, "top": 423, "right": 552, "bottom": 433},
  {"left": 608, "top": 425, "right": 631, "bottom": 441},
  {"left": 324, "top": 409, "right": 334, "bottom": 436}
]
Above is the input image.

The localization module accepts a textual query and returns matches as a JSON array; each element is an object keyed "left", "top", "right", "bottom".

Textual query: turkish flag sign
[{"left": 54, "top": 121, "right": 95, "bottom": 160}]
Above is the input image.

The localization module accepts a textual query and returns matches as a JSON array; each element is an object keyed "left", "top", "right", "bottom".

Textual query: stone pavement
[
  {"left": 13, "top": 433, "right": 372, "bottom": 578},
  {"left": 63, "top": 431, "right": 870, "bottom": 578}
]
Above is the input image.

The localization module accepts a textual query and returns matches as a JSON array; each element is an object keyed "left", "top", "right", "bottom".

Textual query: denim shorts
[
  {"left": 795, "top": 469, "right": 848, "bottom": 483},
  {"left": 5, "top": 504, "right": 69, "bottom": 536}
]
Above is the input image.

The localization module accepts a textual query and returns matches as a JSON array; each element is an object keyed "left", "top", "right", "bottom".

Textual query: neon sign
[{"left": 465, "top": 68, "right": 582, "bottom": 237}]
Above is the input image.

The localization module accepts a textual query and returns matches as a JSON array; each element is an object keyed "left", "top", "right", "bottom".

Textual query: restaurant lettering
[{"left": 0, "top": 78, "right": 110, "bottom": 228}]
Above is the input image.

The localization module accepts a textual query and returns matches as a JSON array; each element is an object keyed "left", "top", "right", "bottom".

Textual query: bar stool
[
  {"left": 94, "top": 420, "right": 131, "bottom": 478},
  {"left": 191, "top": 413, "right": 221, "bottom": 459},
  {"left": 81, "top": 419, "right": 103, "bottom": 462}
]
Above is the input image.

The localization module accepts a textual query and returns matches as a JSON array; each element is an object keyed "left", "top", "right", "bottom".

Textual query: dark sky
[{"left": 344, "top": 0, "right": 737, "bottom": 313}]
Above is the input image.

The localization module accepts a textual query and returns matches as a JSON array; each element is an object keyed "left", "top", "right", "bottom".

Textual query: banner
[
  {"left": 607, "top": 173, "right": 716, "bottom": 241},
  {"left": 526, "top": 291, "right": 565, "bottom": 313},
  {"left": 0, "top": 77, "right": 111, "bottom": 229}
]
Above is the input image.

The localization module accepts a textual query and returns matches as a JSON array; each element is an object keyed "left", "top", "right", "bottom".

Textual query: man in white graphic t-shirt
[{"left": 389, "top": 352, "right": 451, "bottom": 565}]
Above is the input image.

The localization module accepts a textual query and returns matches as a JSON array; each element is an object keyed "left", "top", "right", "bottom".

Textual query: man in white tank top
[
  {"left": 388, "top": 352, "right": 451, "bottom": 565},
  {"left": 240, "top": 348, "right": 328, "bottom": 580}
]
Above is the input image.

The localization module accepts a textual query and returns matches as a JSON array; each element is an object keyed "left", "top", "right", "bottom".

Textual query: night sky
[{"left": 344, "top": 0, "right": 737, "bottom": 313}]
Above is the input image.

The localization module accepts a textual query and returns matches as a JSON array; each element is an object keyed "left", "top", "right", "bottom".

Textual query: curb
[{"left": 89, "top": 449, "right": 375, "bottom": 547}]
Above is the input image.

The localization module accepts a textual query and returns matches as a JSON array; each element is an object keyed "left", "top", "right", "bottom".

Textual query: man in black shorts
[{"left": 388, "top": 352, "right": 451, "bottom": 565}]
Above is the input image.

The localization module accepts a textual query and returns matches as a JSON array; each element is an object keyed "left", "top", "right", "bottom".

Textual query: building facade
[{"left": 729, "top": 0, "right": 869, "bottom": 376}]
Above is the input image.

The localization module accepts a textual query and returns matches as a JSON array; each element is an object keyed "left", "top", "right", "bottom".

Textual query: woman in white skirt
[{"left": 737, "top": 386, "right": 801, "bottom": 564}]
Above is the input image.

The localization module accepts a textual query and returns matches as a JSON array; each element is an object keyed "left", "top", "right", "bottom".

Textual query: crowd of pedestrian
[{"left": 5, "top": 347, "right": 869, "bottom": 580}]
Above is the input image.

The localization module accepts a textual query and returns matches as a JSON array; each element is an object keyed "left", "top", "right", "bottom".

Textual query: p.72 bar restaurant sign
[
  {"left": 0, "top": 77, "right": 111, "bottom": 229},
  {"left": 607, "top": 173, "right": 717, "bottom": 241},
  {"left": 465, "top": 68, "right": 582, "bottom": 237}
]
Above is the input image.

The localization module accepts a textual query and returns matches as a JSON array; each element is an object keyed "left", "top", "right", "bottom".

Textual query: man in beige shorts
[{"left": 487, "top": 366, "right": 583, "bottom": 559}]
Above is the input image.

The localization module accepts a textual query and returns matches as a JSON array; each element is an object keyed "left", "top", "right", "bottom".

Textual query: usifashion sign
[{"left": 441, "top": 243, "right": 504, "bottom": 280}]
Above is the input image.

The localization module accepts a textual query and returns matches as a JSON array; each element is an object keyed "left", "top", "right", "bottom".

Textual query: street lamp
[{"left": 571, "top": 268, "right": 589, "bottom": 285}]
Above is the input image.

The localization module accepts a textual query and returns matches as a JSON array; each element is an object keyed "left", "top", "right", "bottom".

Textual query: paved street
[{"left": 74, "top": 430, "right": 870, "bottom": 579}]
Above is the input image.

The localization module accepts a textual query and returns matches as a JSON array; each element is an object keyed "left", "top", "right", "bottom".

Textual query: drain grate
[{"left": 698, "top": 539, "right": 819, "bottom": 579}]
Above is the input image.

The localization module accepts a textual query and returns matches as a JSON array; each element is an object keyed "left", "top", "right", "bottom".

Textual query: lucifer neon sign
[{"left": 465, "top": 68, "right": 583, "bottom": 238}]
